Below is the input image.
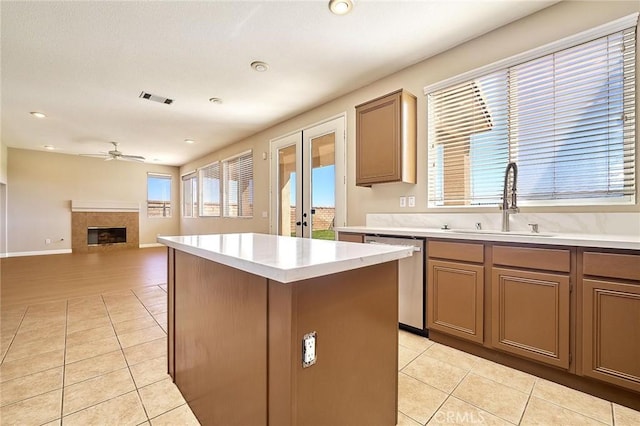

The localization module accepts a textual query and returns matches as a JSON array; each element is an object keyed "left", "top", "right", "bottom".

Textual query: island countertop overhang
[{"left": 157, "top": 233, "right": 413, "bottom": 283}]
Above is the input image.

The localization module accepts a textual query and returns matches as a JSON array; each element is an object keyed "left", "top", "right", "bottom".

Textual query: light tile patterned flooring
[{"left": 1, "top": 284, "right": 639, "bottom": 425}]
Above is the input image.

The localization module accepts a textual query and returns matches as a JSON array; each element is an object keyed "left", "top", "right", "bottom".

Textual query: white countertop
[
  {"left": 335, "top": 226, "right": 640, "bottom": 250},
  {"left": 157, "top": 233, "right": 414, "bottom": 283}
]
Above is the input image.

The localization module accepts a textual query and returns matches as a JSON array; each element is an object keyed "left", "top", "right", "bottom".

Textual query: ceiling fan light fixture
[
  {"left": 329, "top": 0, "right": 353, "bottom": 15},
  {"left": 208, "top": 97, "right": 223, "bottom": 104},
  {"left": 43, "top": 145, "right": 55, "bottom": 150},
  {"left": 30, "top": 111, "right": 47, "bottom": 118},
  {"left": 184, "top": 139, "right": 195, "bottom": 144},
  {"left": 250, "top": 61, "right": 269, "bottom": 72}
]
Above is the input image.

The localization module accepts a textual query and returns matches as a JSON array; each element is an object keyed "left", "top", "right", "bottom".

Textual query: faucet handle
[{"left": 528, "top": 223, "right": 539, "bottom": 233}]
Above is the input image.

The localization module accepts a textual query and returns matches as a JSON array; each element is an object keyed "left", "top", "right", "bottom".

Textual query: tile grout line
[
  {"left": 515, "top": 377, "right": 537, "bottom": 425},
  {"left": 102, "top": 290, "right": 152, "bottom": 424},
  {"left": 60, "top": 299, "right": 69, "bottom": 423},
  {"left": 0, "top": 305, "right": 29, "bottom": 365}
]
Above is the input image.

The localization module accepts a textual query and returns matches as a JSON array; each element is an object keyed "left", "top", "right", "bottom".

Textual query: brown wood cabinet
[
  {"left": 427, "top": 241, "right": 484, "bottom": 343},
  {"left": 581, "top": 251, "right": 640, "bottom": 393},
  {"left": 355, "top": 89, "right": 416, "bottom": 186},
  {"left": 337, "top": 232, "right": 364, "bottom": 243},
  {"left": 491, "top": 245, "right": 571, "bottom": 369}
]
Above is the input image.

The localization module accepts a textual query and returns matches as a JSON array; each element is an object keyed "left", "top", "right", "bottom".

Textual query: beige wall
[
  {"left": 6, "top": 148, "right": 180, "bottom": 254},
  {"left": 1, "top": 142, "right": 7, "bottom": 184},
  {"left": 181, "top": 1, "right": 640, "bottom": 232}
]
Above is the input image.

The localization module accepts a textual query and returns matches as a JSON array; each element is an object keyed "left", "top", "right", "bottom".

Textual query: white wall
[
  {"left": 180, "top": 1, "right": 639, "bottom": 235},
  {"left": 6, "top": 148, "right": 180, "bottom": 255}
]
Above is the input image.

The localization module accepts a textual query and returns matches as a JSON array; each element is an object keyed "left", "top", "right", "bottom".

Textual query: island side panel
[
  {"left": 173, "top": 250, "right": 268, "bottom": 426},
  {"left": 269, "top": 261, "right": 399, "bottom": 426},
  {"left": 167, "top": 247, "right": 175, "bottom": 379}
]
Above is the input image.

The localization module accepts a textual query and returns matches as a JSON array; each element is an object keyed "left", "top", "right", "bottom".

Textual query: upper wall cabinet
[{"left": 355, "top": 89, "right": 416, "bottom": 186}]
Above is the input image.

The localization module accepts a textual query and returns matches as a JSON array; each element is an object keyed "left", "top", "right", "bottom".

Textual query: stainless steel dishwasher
[{"left": 364, "top": 235, "right": 425, "bottom": 332}]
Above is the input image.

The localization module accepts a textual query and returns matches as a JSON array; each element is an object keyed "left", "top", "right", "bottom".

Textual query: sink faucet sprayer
[{"left": 501, "top": 162, "right": 519, "bottom": 232}]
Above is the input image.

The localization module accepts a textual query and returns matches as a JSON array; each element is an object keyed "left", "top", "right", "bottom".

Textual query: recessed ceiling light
[
  {"left": 209, "top": 97, "right": 223, "bottom": 104},
  {"left": 43, "top": 145, "right": 55, "bottom": 150},
  {"left": 30, "top": 111, "right": 47, "bottom": 118},
  {"left": 250, "top": 61, "right": 269, "bottom": 72},
  {"left": 329, "top": 0, "right": 353, "bottom": 15},
  {"left": 184, "top": 139, "right": 195, "bottom": 144}
]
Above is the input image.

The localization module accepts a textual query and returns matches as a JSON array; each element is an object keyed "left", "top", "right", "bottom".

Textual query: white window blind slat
[
  {"left": 427, "top": 26, "right": 636, "bottom": 207},
  {"left": 199, "top": 162, "right": 221, "bottom": 217},
  {"left": 223, "top": 151, "right": 254, "bottom": 218},
  {"left": 182, "top": 173, "right": 198, "bottom": 218}
]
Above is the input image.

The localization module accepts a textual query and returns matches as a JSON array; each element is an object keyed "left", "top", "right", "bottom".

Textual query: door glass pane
[
  {"left": 278, "top": 145, "right": 297, "bottom": 237},
  {"left": 310, "top": 133, "right": 335, "bottom": 240}
]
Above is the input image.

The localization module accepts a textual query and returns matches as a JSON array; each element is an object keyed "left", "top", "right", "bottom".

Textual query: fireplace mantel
[{"left": 71, "top": 200, "right": 140, "bottom": 213}]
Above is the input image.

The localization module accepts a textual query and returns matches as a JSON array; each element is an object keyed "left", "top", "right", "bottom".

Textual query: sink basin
[{"left": 445, "top": 229, "right": 555, "bottom": 237}]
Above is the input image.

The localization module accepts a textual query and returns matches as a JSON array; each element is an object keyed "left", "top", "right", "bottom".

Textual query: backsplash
[{"left": 367, "top": 212, "right": 640, "bottom": 237}]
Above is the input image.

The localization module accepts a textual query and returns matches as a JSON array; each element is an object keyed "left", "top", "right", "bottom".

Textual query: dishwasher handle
[{"left": 365, "top": 240, "right": 421, "bottom": 252}]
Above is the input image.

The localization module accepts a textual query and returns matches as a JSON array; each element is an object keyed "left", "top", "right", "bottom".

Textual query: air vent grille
[{"left": 139, "top": 91, "right": 173, "bottom": 105}]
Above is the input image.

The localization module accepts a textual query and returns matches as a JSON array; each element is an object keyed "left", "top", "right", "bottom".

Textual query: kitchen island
[{"left": 158, "top": 233, "right": 413, "bottom": 426}]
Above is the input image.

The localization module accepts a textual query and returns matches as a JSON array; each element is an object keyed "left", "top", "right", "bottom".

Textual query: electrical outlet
[
  {"left": 399, "top": 196, "right": 407, "bottom": 208},
  {"left": 408, "top": 196, "right": 416, "bottom": 207},
  {"left": 302, "top": 331, "right": 317, "bottom": 368},
  {"left": 45, "top": 238, "right": 52, "bottom": 245}
]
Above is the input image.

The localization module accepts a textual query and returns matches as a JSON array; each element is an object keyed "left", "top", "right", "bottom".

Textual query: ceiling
[{"left": 1, "top": 0, "right": 557, "bottom": 167}]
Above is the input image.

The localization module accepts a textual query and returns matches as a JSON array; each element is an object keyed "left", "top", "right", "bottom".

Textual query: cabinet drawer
[
  {"left": 493, "top": 245, "right": 570, "bottom": 273},
  {"left": 337, "top": 232, "right": 364, "bottom": 243},
  {"left": 583, "top": 252, "right": 640, "bottom": 281},
  {"left": 428, "top": 241, "right": 483, "bottom": 263}
]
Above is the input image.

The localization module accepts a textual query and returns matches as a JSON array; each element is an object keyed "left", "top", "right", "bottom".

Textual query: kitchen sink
[{"left": 445, "top": 229, "right": 555, "bottom": 237}]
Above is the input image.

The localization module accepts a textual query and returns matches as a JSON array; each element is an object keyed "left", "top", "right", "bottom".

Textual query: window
[
  {"left": 427, "top": 23, "right": 636, "bottom": 207},
  {"left": 223, "top": 151, "right": 253, "bottom": 218},
  {"left": 199, "top": 162, "right": 221, "bottom": 217},
  {"left": 182, "top": 172, "right": 198, "bottom": 218},
  {"left": 147, "top": 173, "right": 172, "bottom": 218}
]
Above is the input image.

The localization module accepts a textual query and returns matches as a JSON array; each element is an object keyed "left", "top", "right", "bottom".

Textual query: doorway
[{"left": 270, "top": 115, "right": 346, "bottom": 239}]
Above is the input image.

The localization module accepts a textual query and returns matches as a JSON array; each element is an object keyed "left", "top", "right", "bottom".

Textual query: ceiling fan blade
[
  {"left": 119, "top": 155, "right": 146, "bottom": 162},
  {"left": 79, "top": 153, "right": 110, "bottom": 159}
]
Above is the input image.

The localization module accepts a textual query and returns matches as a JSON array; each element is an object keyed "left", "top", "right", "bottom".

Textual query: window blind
[
  {"left": 181, "top": 173, "right": 198, "bottom": 217},
  {"left": 427, "top": 27, "right": 636, "bottom": 206},
  {"left": 199, "top": 162, "right": 221, "bottom": 217},
  {"left": 223, "top": 151, "right": 254, "bottom": 218}
]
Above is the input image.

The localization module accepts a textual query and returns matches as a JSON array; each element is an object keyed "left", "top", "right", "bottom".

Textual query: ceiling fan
[{"left": 80, "top": 142, "right": 145, "bottom": 162}]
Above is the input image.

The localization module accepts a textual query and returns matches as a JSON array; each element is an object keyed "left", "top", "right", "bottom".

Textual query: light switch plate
[
  {"left": 399, "top": 196, "right": 407, "bottom": 208},
  {"left": 408, "top": 196, "right": 416, "bottom": 207},
  {"left": 302, "top": 331, "right": 317, "bottom": 367}
]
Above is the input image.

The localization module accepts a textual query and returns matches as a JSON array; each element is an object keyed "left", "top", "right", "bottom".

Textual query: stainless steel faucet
[{"left": 501, "top": 162, "right": 519, "bottom": 232}]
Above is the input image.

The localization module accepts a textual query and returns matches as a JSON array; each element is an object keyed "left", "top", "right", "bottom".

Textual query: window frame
[
  {"left": 146, "top": 172, "right": 172, "bottom": 218},
  {"left": 199, "top": 161, "right": 222, "bottom": 217},
  {"left": 181, "top": 171, "right": 198, "bottom": 218},
  {"left": 424, "top": 13, "right": 638, "bottom": 208},
  {"left": 222, "top": 150, "right": 254, "bottom": 218}
]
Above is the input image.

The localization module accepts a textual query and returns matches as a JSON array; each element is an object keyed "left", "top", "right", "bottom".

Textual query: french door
[{"left": 270, "top": 115, "right": 345, "bottom": 239}]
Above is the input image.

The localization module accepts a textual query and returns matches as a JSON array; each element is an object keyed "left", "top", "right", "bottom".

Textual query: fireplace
[
  {"left": 88, "top": 226, "right": 127, "bottom": 246},
  {"left": 71, "top": 201, "right": 139, "bottom": 253}
]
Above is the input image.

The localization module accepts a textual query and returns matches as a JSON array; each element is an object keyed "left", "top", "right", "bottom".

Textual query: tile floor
[{"left": 1, "top": 284, "right": 639, "bottom": 425}]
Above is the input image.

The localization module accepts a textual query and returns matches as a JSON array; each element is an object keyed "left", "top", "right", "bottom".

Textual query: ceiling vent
[{"left": 139, "top": 91, "right": 173, "bottom": 105}]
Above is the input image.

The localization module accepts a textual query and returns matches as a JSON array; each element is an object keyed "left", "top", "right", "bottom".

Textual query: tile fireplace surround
[{"left": 71, "top": 201, "right": 139, "bottom": 253}]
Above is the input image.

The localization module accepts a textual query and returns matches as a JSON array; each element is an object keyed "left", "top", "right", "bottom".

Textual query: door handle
[
  {"left": 296, "top": 221, "right": 302, "bottom": 226},
  {"left": 303, "top": 221, "right": 308, "bottom": 227}
]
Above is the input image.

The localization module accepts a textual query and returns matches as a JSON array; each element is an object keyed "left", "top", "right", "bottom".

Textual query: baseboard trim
[
  {"left": 3, "top": 249, "right": 73, "bottom": 258},
  {"left": 140, "top": 243, "right": 164, "bottom": 248}
]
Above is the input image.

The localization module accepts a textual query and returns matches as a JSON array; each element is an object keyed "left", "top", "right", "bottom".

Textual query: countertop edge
[
  {"left": 158, "top": 234, "right": 414, "bottom": 283},
  {"left": 335, "top": 226, "right": 640, "bottom": 250}
]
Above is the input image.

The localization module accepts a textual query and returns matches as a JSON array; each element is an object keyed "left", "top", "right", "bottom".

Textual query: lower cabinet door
[
  {"left": 491, "top": 268, "right": 570, "bottom": 369},
  {"left": 582, "top": 279, "right": 640, "bottom": 392},
  {"left": 427, "top": 260, "right": 484, "bottom": 343}
]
